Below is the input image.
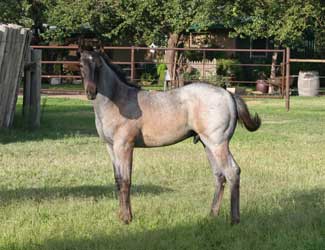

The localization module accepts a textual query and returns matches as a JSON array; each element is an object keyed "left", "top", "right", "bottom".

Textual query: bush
[
  {"left": 156, "top": 63, "right": 167, "bottom": 85},
  {"left": 205, "top": 74, "right": 231, "bottom": 88},
  {"left": 140, "top": 72, "right": 155, "bottom": 85},
  {"left": 183, "top": 50, "right": 203, "bottom": 61},
  {"left": 183, "top": 68, "right": 200, "bottom": 81},
  {"left": 215, "top": 58, "right": 242, "bottom": 79}
]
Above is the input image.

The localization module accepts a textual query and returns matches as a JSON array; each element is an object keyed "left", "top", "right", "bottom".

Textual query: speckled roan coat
[{"left": 80, "top": 50, "right": 261, "bottom": 224}]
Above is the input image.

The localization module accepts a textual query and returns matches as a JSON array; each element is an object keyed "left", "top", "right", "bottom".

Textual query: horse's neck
[{"left": 98, "top": 62, "right": 126, "bottom": 99}]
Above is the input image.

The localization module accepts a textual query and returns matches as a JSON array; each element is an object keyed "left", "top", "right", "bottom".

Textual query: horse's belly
[
  {"left": 136, "top": 93, "right": 191, "bottom": 147},
  {"left": 136, "top": 125, "right": 191, "bottom": 147}
]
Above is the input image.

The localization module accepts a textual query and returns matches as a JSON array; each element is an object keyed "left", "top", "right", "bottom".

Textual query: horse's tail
[{"left": 233, "top": 94, "right": 261, "bottom": 132}]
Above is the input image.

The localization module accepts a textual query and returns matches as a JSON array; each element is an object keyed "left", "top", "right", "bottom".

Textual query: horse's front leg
[
  {"left": 113, "top": 141, "right": 134, "bottom": 224},
  {"left": 106, "top": 144, "right": 120, "bottom": 193}
]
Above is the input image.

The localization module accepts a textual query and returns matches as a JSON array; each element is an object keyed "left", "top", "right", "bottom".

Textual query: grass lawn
[{"left": 0, "top": 96, "right": 324, "bottom": 250}]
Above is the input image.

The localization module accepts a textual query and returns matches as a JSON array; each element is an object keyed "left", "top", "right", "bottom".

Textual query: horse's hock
[{"left": 0, "top": 24, "right": 31, "bottom": 128}]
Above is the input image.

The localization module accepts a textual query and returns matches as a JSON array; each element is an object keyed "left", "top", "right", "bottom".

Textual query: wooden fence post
[
  {"left": 29, "top": 49, "right": 42, "bottom": 128},
  {"left": 130, "top": 46, "right": 135, "bottom": 82},
  {"left": 23, "top": 48, "right": 32, "bottom": 117},
  {"left": 285, "top": 48, "right": 290, "bottom": 111}
]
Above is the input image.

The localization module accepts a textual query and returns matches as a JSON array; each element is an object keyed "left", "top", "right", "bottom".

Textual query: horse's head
[{"left": 79, "top": 50, "right": 102, "bottom": 100}]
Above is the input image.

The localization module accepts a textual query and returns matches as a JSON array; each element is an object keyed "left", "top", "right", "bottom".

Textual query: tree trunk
[
  {"left": 269, "top": 51, "right": 278, "bottom": 94},
  {"left": 165, "top": 33, "right": 179, "bottom": 89}
]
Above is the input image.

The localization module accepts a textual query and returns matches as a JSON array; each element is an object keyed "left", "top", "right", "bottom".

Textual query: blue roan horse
[{"left": 79, "top": 50, "right": 261, "bottom": 224}]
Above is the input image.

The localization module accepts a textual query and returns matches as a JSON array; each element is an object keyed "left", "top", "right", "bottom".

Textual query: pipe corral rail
[{"left": 31, "top": 45, "right": 291, "bottom": 109}]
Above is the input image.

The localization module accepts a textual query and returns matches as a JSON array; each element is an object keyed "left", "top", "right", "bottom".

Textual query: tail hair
[{"left": 233, "top": 94, "right": 261, "bottom": 132}]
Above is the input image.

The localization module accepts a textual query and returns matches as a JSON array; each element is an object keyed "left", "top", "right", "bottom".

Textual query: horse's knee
[
  {"left": 225, "top": 165, "right": 240, "bottom": 185},
  {"left": 215, "top": 172, "right": 226, "bottom": 184},
  {"left": 120, "top": 179, "right": 131, "bottom": 193}
]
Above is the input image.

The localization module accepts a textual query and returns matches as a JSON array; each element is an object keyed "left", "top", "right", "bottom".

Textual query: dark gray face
[{"left": 80, "top": 51, "right": 102, "bottom": 100}]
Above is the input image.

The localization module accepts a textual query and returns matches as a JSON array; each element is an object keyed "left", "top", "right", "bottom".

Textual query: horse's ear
[
  {"left": 99, "top": 42, "right": 105, "bottom": 53},
  {"left": 94, "top": 54, "right": 103, "bottom": 67},
  {"left": 77, "top": 48, "right": 82, "bottom": 59},
  {"left": 78, "top": 38, "right": 85, "bottom": 52},
  {"left": 94, "top": 40, "right": 104, "bottom": 53}
]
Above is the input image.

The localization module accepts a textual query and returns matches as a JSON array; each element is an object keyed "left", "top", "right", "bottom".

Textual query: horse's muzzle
[
  {"left": 85, "top": 81, "right": 97, "bottom": 100},
  {"left": 86, "top": 89, "right": 97, "bottom": 100}
]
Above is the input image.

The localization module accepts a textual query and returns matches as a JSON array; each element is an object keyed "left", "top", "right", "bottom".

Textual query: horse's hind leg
[
  {"left": 225, "top": 153, "right": 241, "bottom": 224},
  {"left": 205, "top": 146, "right": 226, "bottom": 216},
  {"left": 205, "top": 141, "right": 241, "bottom": 224}
]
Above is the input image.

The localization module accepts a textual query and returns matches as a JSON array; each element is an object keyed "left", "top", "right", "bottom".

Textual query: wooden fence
[
  {"left": 23, "top": 49, "right": 42, "bottom": 128},
  {"left": 187, "top": 59, "right": 217, "bottom": 79},
  {"left": 0, "top": 24, "right": 31, "bottom": 128}
]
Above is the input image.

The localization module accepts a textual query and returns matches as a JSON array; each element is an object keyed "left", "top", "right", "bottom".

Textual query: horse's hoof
[
  {"left": 119, "top": 211, "right": 132, "bottom": 224},
  {"left": 231, "top": 218, "right": 240, "bottom": 225},
  {"left": 210, "top": 209, "right": 219, "bottom": 217}
]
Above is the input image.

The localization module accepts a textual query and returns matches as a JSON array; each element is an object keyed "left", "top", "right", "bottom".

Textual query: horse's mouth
[{"left": 86, "top": 90, "right": 97, "bottom": 100}]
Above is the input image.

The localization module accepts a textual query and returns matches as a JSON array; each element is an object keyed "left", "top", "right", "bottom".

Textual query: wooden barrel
[
  {"left": 255, "top": 80, "right": 269, "bottom": 93},
  {"left": 298, "top": 71, "right": 319, "bottom": 96}
]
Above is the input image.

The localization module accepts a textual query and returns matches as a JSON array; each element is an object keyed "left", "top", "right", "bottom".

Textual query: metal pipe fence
[
  {"left": 28, "top": 45, "right": 325, "bottom": 111},
  {"left": 31, "top": 45, "right": 292, "bottom": 109},
  {"left": 31, "top": 45, "right": 286, "bottom": 86}
]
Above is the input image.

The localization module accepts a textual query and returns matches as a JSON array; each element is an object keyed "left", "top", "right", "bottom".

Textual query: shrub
[
  {"left": 156, "top": 63, "right": 167, "bottom": 85},
  {"left": 215, "top": 58, "right": 243, "bottom": 79},
  {"left": 140, "top": 72, "right": 155, "bottom": 85},
  {"left": 183, "top": 68, "right": 200, "bottom": 81}
]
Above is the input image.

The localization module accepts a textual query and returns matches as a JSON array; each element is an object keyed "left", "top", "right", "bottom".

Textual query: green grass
[{"left": 0, "top": 96, "right": 325, "bottom": 250}]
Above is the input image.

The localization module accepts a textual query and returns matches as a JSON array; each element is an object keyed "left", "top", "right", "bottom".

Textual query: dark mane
[{"left": 98, "top": 51, "right": 141, "bottom": 89}]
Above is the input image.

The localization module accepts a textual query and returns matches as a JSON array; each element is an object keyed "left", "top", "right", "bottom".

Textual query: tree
[
  {"left": 100, "top": 0, "right": 206, "bottom": 86},
  {"left": 0, "top": 0, "right": 33, "bottom": 27},
  {"left": 201, "top": 0, "right": 324, "bottom": 48},
  {"left": 201, "top": 0, "right": 325, "bottom": 92},
  {"left": 43, "top": 0, "right": 207, "bottom": 85},
  {"left": 1, "top": 0, "right": 49, "bottom": 44},
  {"left": 41, "top": 0, "right": 115, "bottom": 43}
]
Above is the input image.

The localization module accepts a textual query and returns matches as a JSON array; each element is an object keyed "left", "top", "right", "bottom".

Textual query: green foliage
[
  {"left": 37, "top": 0, "right": 208, "bottom": 45},
  {"left": 205, "top": 74, "right": 231, "bottom": 88},
  {"left": 41, "top": 0, "right": 117, "bottom": 43},
  {"left": 216, "top": 58, "right": 242, "bottom": 78},
  {"left": 201, "top": 0, "right": 325, "bottom": 49},
  {"left": 156, "top": 63, "right": 167, "bottom": 85},
  {"left": 184, "top": 51, "right": 203, "bottom": 61},
  {"left": 53, "top": 64, "right": 61, "bottom": 74},
  {"left": 183, "top": 68, "right": 200, "bottom": 81},
  {"left": 2, "top": 0, "right": 324, "bottom": 52},
  {"left": 113, "top": 0, "right": 205, "bottom": 46},
  {"left": 290, "top": 62, "right": 325, "bottom": 77},
  {"left": 140, "top": 72, "right": 155, "bottom": 85},
  {"left": 0, "top": 0, "right": 33, "bottom": 27}
]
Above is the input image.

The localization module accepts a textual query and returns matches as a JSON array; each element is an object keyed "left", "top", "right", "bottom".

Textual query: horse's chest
[{"left": 95, "top": 112, "right": 119, "bottom": 143}]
